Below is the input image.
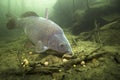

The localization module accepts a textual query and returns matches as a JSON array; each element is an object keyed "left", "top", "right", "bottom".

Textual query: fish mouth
[
  {"left": 62, "top": 53, "right": 73, "bottom": 59},
  {"left": 64, "top": 50, "right": 73, "bottom": 55}
]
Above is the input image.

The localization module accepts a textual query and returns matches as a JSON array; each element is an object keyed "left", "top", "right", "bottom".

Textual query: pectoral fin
[{"left": 35, "top": 41, "right": 48, "bottom": 53}]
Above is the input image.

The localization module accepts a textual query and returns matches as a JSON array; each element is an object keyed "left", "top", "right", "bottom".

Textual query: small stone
[
  {"left": 83, "top": 65, "right": 86, "bottom": 67},
  {"left": 21, "top": 62, "right": 23, "bottom": 65},
  {"left": 23, "top": 65, "right": 26, "bottom": 67},
  {"left": 44, "top": 61, "right": 49, "bottom": 66},
  {"left": 62, "top": 58, "right": 68, "bottom": 62},
  {"left": 29, "top": 51, "right": 32, "bottom": 55},
  {"left": 21, "top": 59, "right": 29, "bottom": 67},
  {"left": 23, "top": 59, "right": 29, "bottom": 65},
  {"left": 73, "top": 64, "right": 76, "bottom": 67},
  {"left": 59, "top": 69, "right": 62, "bottom": 72},
  {"left": 81, "top": 61, "right": 85, "bottom": 65}
]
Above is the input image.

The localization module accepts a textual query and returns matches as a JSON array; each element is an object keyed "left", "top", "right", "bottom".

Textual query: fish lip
[
  {"left": 64, "top": 50, "right": 73, "bottom": 55},
  {"left": 62, "top": 53, "right": 73, "bottom": 59}
]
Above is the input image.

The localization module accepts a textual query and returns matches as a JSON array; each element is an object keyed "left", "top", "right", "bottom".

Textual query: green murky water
[{"left": 0, "top": 0, "right": 120, "bottom": 80}]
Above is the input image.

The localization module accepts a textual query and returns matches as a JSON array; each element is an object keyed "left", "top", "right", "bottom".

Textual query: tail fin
[
  {"left": 6, "top": 12, "right": 17, "bottom": 30},
  {"left": 6, "top": 18, "right": 16, "bottom": 29},
  {"left": 6, "top": 11, "right": 39, "bottom": 30}
]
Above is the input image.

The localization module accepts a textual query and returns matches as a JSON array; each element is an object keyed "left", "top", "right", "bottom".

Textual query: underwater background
[{"left": 0, "top": 0, "right": 120, "bottom": 80}]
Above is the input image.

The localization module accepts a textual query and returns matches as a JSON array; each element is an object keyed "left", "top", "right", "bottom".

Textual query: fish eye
[{"left": 59, "top": 43, "right": 64, "bottom": 47}]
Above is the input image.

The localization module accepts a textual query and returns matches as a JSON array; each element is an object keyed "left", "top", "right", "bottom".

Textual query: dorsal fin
[
  {"left": 6, "top": 18, "right": 16, "bottom": 29},
  {"left": 21, "top": 11, "right": 39, "bottom": 18},
  {"left": 45, "top": 8, "right": 49, "bottom": 19}
]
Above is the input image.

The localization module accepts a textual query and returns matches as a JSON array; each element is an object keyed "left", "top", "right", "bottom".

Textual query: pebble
[
  {"left": 59, "top": 69, "right": 62, "bottom": 72},
  {"left": 21, "top": 59, "right": 29, "bottom": 67},
  {"left": 44, "top": 61, "right": 49, "bottom": 66},
  {"left": 73, "top": 64, "right": 76, "bottom": 67},
  {"left": 81, "top": 61, "right": 85, "bottom": 65},
  {"left": 62, "top": 58, "right": 68, "bottom": 62},
  {"left": 83, "top": 65, "right": 86, "bottom": 67},
  {"left": 29, "top": 51, "right": 32, "bottom": 55}
]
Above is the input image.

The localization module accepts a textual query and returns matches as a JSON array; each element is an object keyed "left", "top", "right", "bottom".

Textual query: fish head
[
  {"left": 58, "top": 41, "right": 73, "bottom": 55},
  {"left": 48, "top": 34, "right": 73, "bottom": 55}
]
